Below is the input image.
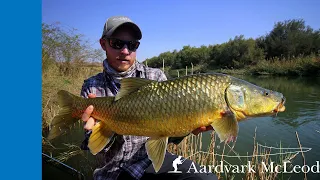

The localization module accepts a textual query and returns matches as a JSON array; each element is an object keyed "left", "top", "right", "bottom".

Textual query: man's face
[{"left": 100, "top": 26, "right": 139, "bottom": 72}]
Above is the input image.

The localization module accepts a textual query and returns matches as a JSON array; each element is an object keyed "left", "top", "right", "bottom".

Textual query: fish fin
[
  {"left": 47, "top": 90, "right": 81, "bottom": 140},
  {"left": 211, "top": 110, "right": 239, "bottom": 143},
  {"left": 145, "top": 137, "right": 168, "bottom": 173},
  {"left": 115, "top": 78, "right": 154, "bottom": 101},
  {"left": 88, "top": 121, "right": 114, "bottom": 155}
]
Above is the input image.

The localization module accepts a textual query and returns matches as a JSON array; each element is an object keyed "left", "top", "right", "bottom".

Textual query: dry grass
[
  {"left": 249, "top": 55, "right": 320, "bottom": 76},
  {"left": 52, "top": 143, "right": 86, "bottom": 163},
  {"left": 167, "top": 128, "right": 302, "bottom": 180},
  {"left": 42, "top": 64, "right": 103, "bottom": 177},
  {"left": 42, "top": 62, "right": 102, "bottom": 133}
]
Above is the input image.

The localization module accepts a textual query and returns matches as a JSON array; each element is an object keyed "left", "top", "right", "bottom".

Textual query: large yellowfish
[{"left": 47, "top": 73, "right": 286, "bottom": 172}]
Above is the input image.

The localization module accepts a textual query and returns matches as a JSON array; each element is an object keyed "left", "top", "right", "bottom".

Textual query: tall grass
[
  {"left": 165, "top": 55, "right": 320, "bottom": 78},
  {"left": 42, "top": 61, "right": 102, "bottom": 134},
  {"left": 42, "top": 61, "right": 103, "bottom": 178},
  {"left": 167, "top": 128, "right": 302, "bottom": 180},
  {"left": 249, "top": 55, "right": 320, "bottom": 76}
]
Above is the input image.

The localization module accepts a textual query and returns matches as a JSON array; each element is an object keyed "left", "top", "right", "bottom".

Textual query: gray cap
[{"left": 101, "top": 16, "right": 142, "bottom": 40}]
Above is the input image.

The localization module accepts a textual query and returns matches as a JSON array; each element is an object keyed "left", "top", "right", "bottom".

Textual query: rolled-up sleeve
[
  {"left": 157, "top": 69, "right": 167, "bottom": 82},
  {"left": 80, "top": 81, "right": 90, "bottom": 98}
]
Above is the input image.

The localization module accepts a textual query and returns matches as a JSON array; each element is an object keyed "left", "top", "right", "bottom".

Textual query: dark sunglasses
[{"left": 106, "top": 38, "right": 140, "bottom": 51}]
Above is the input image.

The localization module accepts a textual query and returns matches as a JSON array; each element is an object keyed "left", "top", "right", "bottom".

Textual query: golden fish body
[
  {"left": 47, "top": 73, "right": 286, "bottom": 172},
  {"left": 92, "top": 73, "right": 231, "bottom": 137}
]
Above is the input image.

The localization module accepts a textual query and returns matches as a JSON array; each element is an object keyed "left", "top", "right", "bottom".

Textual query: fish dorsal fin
[{"left": 115, "top": 77, "right": 154, "bottom": 101}]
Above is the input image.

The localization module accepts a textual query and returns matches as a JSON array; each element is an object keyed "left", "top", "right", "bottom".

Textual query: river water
[{"left": 43, "top": 75, "right": 320, "bottom": 180}]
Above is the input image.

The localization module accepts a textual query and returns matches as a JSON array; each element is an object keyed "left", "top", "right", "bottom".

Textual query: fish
[{"left": 47, "top": 73, "right": 286, "bottom": 172}]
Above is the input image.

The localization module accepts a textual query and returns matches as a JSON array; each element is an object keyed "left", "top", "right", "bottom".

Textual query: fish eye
[{"left": 264, "top": 91, "right": 269, "bottom": 96}]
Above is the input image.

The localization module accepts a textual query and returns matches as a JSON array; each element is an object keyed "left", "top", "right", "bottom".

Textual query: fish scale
[{"left": 105, "top": 74, "right": 230, "bottom": 137}]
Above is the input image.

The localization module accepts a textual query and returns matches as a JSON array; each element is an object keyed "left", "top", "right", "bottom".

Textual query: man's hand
[
  {"left": 82, "top": 93, "right": 96, "bottom": 130},
  {"left": 192, "top": 126, "right": 214, "bottom": 135}
]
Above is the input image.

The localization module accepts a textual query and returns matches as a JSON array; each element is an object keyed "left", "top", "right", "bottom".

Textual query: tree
[
  {"left": 42, "top": 22, "right": 104, "bottom": 76},
  {"left": 211, "top": 35, "right": 264, "bottom": 68},
  {"left": 260, "top": 19, "right": 318, "bottom": 60}
]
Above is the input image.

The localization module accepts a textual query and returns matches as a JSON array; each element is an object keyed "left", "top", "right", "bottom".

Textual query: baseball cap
[{"left": 101, "top": 16, "right": 142, "bottom": 40}]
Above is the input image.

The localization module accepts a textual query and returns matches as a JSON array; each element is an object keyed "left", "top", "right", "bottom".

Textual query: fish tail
[{"left": 47, "top": 90, "right": 83, "bottom": 140}]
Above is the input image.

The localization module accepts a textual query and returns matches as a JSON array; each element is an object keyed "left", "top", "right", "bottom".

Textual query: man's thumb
[{"left": 88, "top": 93, "right": 96, "bottom": 98}]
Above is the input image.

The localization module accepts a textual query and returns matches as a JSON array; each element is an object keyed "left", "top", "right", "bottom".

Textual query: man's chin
[{"left": 115, "top": 64, "right": 131, "bottom": 72}]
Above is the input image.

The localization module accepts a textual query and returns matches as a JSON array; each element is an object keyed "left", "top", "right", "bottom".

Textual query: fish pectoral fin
[
  {"left": 145, "top": 137, "right": 168, "bottom": 173},
  {"left": 211, "top": 110, "right": 239, "bottom": 143},
  {"left": 88, "top": 122, "right": 114, "bottom": 155},
  {"left": 115, "top": 78, "right": 155, "bottom": 101}
]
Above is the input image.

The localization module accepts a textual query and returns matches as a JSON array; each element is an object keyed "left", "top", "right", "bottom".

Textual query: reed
[
  {"left": 167, "top": 128, "right": 302, "bottom": 180},
  {"left": 248, "top": 55, "right": 320, "bottom": 76},
  {"left": 166, "top": 55, "right": 320, "bottom": 78}
]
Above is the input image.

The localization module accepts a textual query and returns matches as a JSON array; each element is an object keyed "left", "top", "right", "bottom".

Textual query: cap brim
[{"left": 105, "top": 22, "right": 142, "bottom": 40}]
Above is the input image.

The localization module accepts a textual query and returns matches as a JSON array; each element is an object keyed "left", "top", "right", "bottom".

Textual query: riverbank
[{"left": 166, "top": 55, "right": 320, "bottom": 78}]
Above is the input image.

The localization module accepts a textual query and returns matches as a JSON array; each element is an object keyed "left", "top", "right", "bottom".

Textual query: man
[
  {"left": 172, "top": 156, "right": 183, "bottom": 173},
  {"left": 80, "top": 15, "right": 217, "bottom": 180}
]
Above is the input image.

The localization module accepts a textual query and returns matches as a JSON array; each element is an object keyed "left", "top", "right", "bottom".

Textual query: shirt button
[{"left": 126, "top": 136, "right": 130, "bottom": 141}]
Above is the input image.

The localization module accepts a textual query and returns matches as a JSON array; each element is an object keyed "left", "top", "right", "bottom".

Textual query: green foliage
[
  {"left": 210, "top": 35, "right": 264, "bottom": 68},
  {"left": 142, "top": 19, "right": 320, "bottom": 76},
  {"left": 144, "top": 35, "right": 264, "bottom": 70},
  {"left": 249, "top": 55, "right": 320, "bottom": 76},
  {"left": 258, "top": 19, "right": 320, "bottom": 60},
  {"left": 145, "top": 50, "right": 177, "bottom": 68}
]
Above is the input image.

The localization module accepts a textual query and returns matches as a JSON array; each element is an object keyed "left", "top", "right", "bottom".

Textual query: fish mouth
[{"left": 273, "top": 97, "right": 286, "bottom": 113}]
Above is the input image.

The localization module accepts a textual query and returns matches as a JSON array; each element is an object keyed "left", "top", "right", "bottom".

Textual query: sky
[{"left": 42, "top": 0, "right": 320, "bottom": 62}]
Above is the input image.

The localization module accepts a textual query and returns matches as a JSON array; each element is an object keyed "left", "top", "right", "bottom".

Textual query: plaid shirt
[{"left": 80, "top": 59, "right": 179, "bottom": 180}]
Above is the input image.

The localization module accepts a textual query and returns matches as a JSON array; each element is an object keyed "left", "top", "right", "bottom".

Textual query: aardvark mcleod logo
[
  {"left": 168, "top": 155, "right": 185, "bottom": 173},
  {"left": 168, "top": 143, "right": 317, "bottom": 174}
]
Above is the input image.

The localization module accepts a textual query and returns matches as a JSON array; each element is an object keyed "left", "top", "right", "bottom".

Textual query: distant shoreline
[{"left": 165, "top": 56, "right": 320, "bottom": 78}]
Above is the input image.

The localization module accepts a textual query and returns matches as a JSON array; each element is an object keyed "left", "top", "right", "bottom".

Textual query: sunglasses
[{"left": 106, "top": 38, "right": 140, "bottom": 51}]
